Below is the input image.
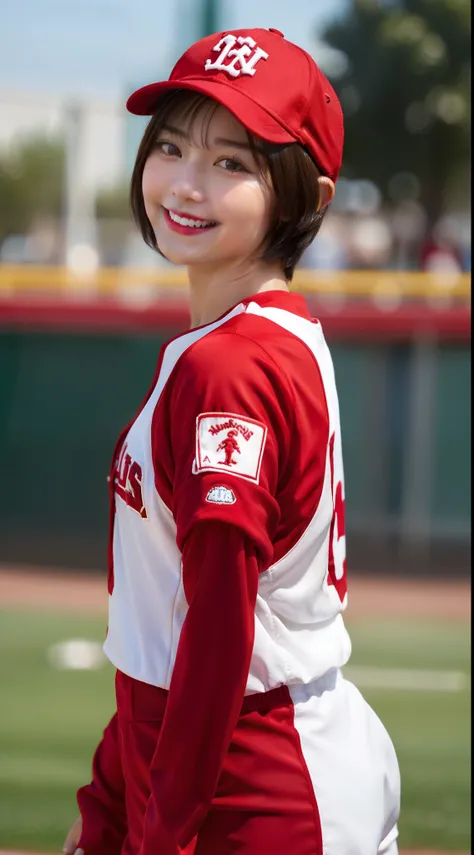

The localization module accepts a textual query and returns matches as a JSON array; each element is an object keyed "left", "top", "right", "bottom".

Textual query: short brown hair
[{"left": 130, "top": 90, "right": 328, "bottom": 280}]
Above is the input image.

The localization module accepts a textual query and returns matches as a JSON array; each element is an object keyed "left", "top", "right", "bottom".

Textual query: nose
[{"left": 170, "top": 162, "right": 205, "bottom": 205}]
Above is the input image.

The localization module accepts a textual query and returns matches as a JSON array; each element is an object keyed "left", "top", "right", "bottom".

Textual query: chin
[
  {"left": 158, "top": 248, "right": 185, "bottom": 265},
  {"left": 160, "top": 248, "right": 204, "bottom": 266},
  {"left": 156, "top": 240, "right": 212, "bottom": 268},
  {"left": 154, "top": 239, "right": 184, "bottom": 266}
]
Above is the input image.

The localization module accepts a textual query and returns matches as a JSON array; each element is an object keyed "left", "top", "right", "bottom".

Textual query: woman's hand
[{"left": 63, "top": 815, "right": 83, "bottom": 855}]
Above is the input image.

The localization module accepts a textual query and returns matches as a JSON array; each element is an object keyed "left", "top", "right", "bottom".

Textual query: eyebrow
[
  {"left": 214, "top": 137, "right": 252, "bottom": 150},
  {"left": 161, "top": 125, "right": 252, "bottom": 150}
]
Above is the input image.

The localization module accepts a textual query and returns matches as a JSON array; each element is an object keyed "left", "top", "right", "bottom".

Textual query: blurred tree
[
  {"left": 95, "top": 183, "right": 131, "bottom": 220},
  {"left": 0, "top": 136, "right": 65, "bottom": 245},
  {"left": 0, "top": 135, "right": 133, "bottom": 252},
  {"left": 201, "top": 0, "right": 220, "bottom": 36},
  {"left": 322, "top": 0, "right": 471, "bottom": 223}
]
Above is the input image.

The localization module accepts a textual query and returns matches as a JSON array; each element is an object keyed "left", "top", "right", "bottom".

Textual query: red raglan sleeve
[
  {"left": 76, "top": 712, "right": 127, "bottom": 855},
  {"left": 139, "top": 330, "right": 294, "bottom": 855}
]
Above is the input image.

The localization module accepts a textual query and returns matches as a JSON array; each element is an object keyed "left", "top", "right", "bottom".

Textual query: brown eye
[
  {"left": 217, "top": 157, "right": 248, "bottom": 173},
  {"left": 156, "top": 140, "right": 181, "bottom": 156}
]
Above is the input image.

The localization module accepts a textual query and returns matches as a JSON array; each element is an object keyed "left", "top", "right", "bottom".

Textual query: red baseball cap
[{"left": 126, "top": 28, "right": 344, "bottom": 182}]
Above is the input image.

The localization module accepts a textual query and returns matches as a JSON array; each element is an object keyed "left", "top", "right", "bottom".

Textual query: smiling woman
[
  {"left": 66, "top": 26, "right": 400, "bottom": 855},
  {"left": 139, "top": 100, "right": 274, "bottom": 293},
  {"left": 130, "top": 89, "right": 329, "bottom": 294}
]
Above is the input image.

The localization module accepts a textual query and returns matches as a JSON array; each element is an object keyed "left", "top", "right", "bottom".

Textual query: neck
[{"left": 187, "top": 259, "right": 289, "bottom": 328}]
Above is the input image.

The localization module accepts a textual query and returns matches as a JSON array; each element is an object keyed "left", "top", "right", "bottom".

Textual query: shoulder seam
[{"left": 186, "top": 325, "right": 298, "bottom": 431}]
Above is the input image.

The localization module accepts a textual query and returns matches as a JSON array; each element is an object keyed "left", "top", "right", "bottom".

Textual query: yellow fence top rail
[{"left": 0, "top": 264, "right": 471, "bottom": 300}]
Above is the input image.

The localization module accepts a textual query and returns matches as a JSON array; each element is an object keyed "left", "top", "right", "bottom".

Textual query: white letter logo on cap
[{"left": 205, "top": 35, "right": 269, "bottom": 78}]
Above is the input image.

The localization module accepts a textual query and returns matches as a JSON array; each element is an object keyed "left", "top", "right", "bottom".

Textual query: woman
[{"left": 64, "top": 27, "right": 400, "bottom": 855}]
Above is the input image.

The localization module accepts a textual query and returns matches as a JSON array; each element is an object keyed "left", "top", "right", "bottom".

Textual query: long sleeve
[
  {"left": 76, "top": 712, "right": 127, "bottom": 855},
  {"left": 139, "top": 521, "right": 260, "bottom": 854},
  {"left": 138, "top": 329, "right": 295, "bottom": 854}
]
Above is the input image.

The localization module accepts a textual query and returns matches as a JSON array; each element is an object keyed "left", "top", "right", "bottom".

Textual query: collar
[{"left": 240, "top": 289, "right": 312, "bottom": 320}]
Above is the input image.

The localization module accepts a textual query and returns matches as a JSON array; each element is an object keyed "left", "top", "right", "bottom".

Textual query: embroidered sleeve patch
[
  {"left": 194, "top": 412, "right": 268, "bottom": 484},
  {"left": 206, "top": 486, "right": 236, "bottom": 505}
]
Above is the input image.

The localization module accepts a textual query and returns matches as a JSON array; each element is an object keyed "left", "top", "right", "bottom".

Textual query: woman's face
[{"left": 142, "top": 103, "right": 273, "bottom": 269}]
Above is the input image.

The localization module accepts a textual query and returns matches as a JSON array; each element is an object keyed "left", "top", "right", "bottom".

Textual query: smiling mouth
[{"left": 165, "top": 208, "right": 218, "bottom": 229}]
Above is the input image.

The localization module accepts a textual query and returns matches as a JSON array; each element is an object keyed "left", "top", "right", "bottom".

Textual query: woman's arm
[
  {"left": 139, "top": 331, "right": 293, "bottom": 854},
  {"left": 139, "top": 521, "right": 260, "bottom": 855}
]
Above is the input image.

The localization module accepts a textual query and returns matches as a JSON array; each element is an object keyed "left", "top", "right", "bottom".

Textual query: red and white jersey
[{"left": 104, "top": 290, "right": 351, "bottom": 693}]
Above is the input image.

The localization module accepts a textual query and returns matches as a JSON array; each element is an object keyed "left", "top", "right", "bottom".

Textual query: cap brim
[{"left": 126, "top": 78, "right": 296, "bottom": 146}]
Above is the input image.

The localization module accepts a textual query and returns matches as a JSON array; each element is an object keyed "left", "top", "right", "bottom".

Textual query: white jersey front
[{"left": 104, "top": 291, "right": 351, "bottom": 692}]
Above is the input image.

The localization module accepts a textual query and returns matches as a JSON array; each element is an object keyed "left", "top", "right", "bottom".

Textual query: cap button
[{"left": 268, "top": 28, "right": 284, "bottom": 37}]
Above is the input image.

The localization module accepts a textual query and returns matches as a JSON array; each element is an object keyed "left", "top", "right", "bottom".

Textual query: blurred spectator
[
  {"left": 420, "top": 214, "right": 469, "bottom": 274},
  {"left": 300, "top": 215, "right": 349, "bottom": 270}
]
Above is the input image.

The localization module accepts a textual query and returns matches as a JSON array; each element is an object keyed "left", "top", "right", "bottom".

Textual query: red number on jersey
[{"left": 327, "top": 432, "right": 348, "bottom": 603}]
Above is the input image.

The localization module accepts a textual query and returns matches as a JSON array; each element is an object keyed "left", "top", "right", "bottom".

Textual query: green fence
[{"left": 0, "top": 330, "right": 470, "bottom": 574}]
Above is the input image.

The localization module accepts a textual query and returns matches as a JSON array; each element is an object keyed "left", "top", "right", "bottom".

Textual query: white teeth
[{"left": 168, "top": 210, "right": 215, "bottom": 228}]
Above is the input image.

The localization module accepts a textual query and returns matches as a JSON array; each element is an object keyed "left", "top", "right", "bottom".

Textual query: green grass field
[{"left": 0, "top": 609, "right": 470, "bottom": 852}]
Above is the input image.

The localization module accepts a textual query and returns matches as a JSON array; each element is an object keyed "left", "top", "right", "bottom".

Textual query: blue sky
[{"left": 1, "top": 0, "right": 349, "bottom": 100}]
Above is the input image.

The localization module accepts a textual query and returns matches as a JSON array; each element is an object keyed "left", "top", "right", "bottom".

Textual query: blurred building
[{"left": 0, "top": 90, "right": 124, "bottom": 191}]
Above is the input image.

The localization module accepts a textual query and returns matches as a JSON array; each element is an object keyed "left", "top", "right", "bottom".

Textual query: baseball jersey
[{"left": 101, "top": 289, "right": 352, "bottom": 853}]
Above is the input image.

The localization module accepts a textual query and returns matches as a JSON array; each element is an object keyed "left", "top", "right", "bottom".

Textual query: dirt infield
[
  {"left": 0, "top": 565, "right": 470, "bottom": 855},
  {"left": 0, "top": 563, "right": 470, "bottom": 620}
]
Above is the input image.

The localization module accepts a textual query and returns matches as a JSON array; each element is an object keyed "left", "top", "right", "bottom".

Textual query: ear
[{"left": 317, "top": 176, "right": 335, "bottom": 212}]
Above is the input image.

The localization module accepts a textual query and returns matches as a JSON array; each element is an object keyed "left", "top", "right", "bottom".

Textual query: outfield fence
[{"left": 0, "top": 268, "right": 470, "bottom": 575}]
